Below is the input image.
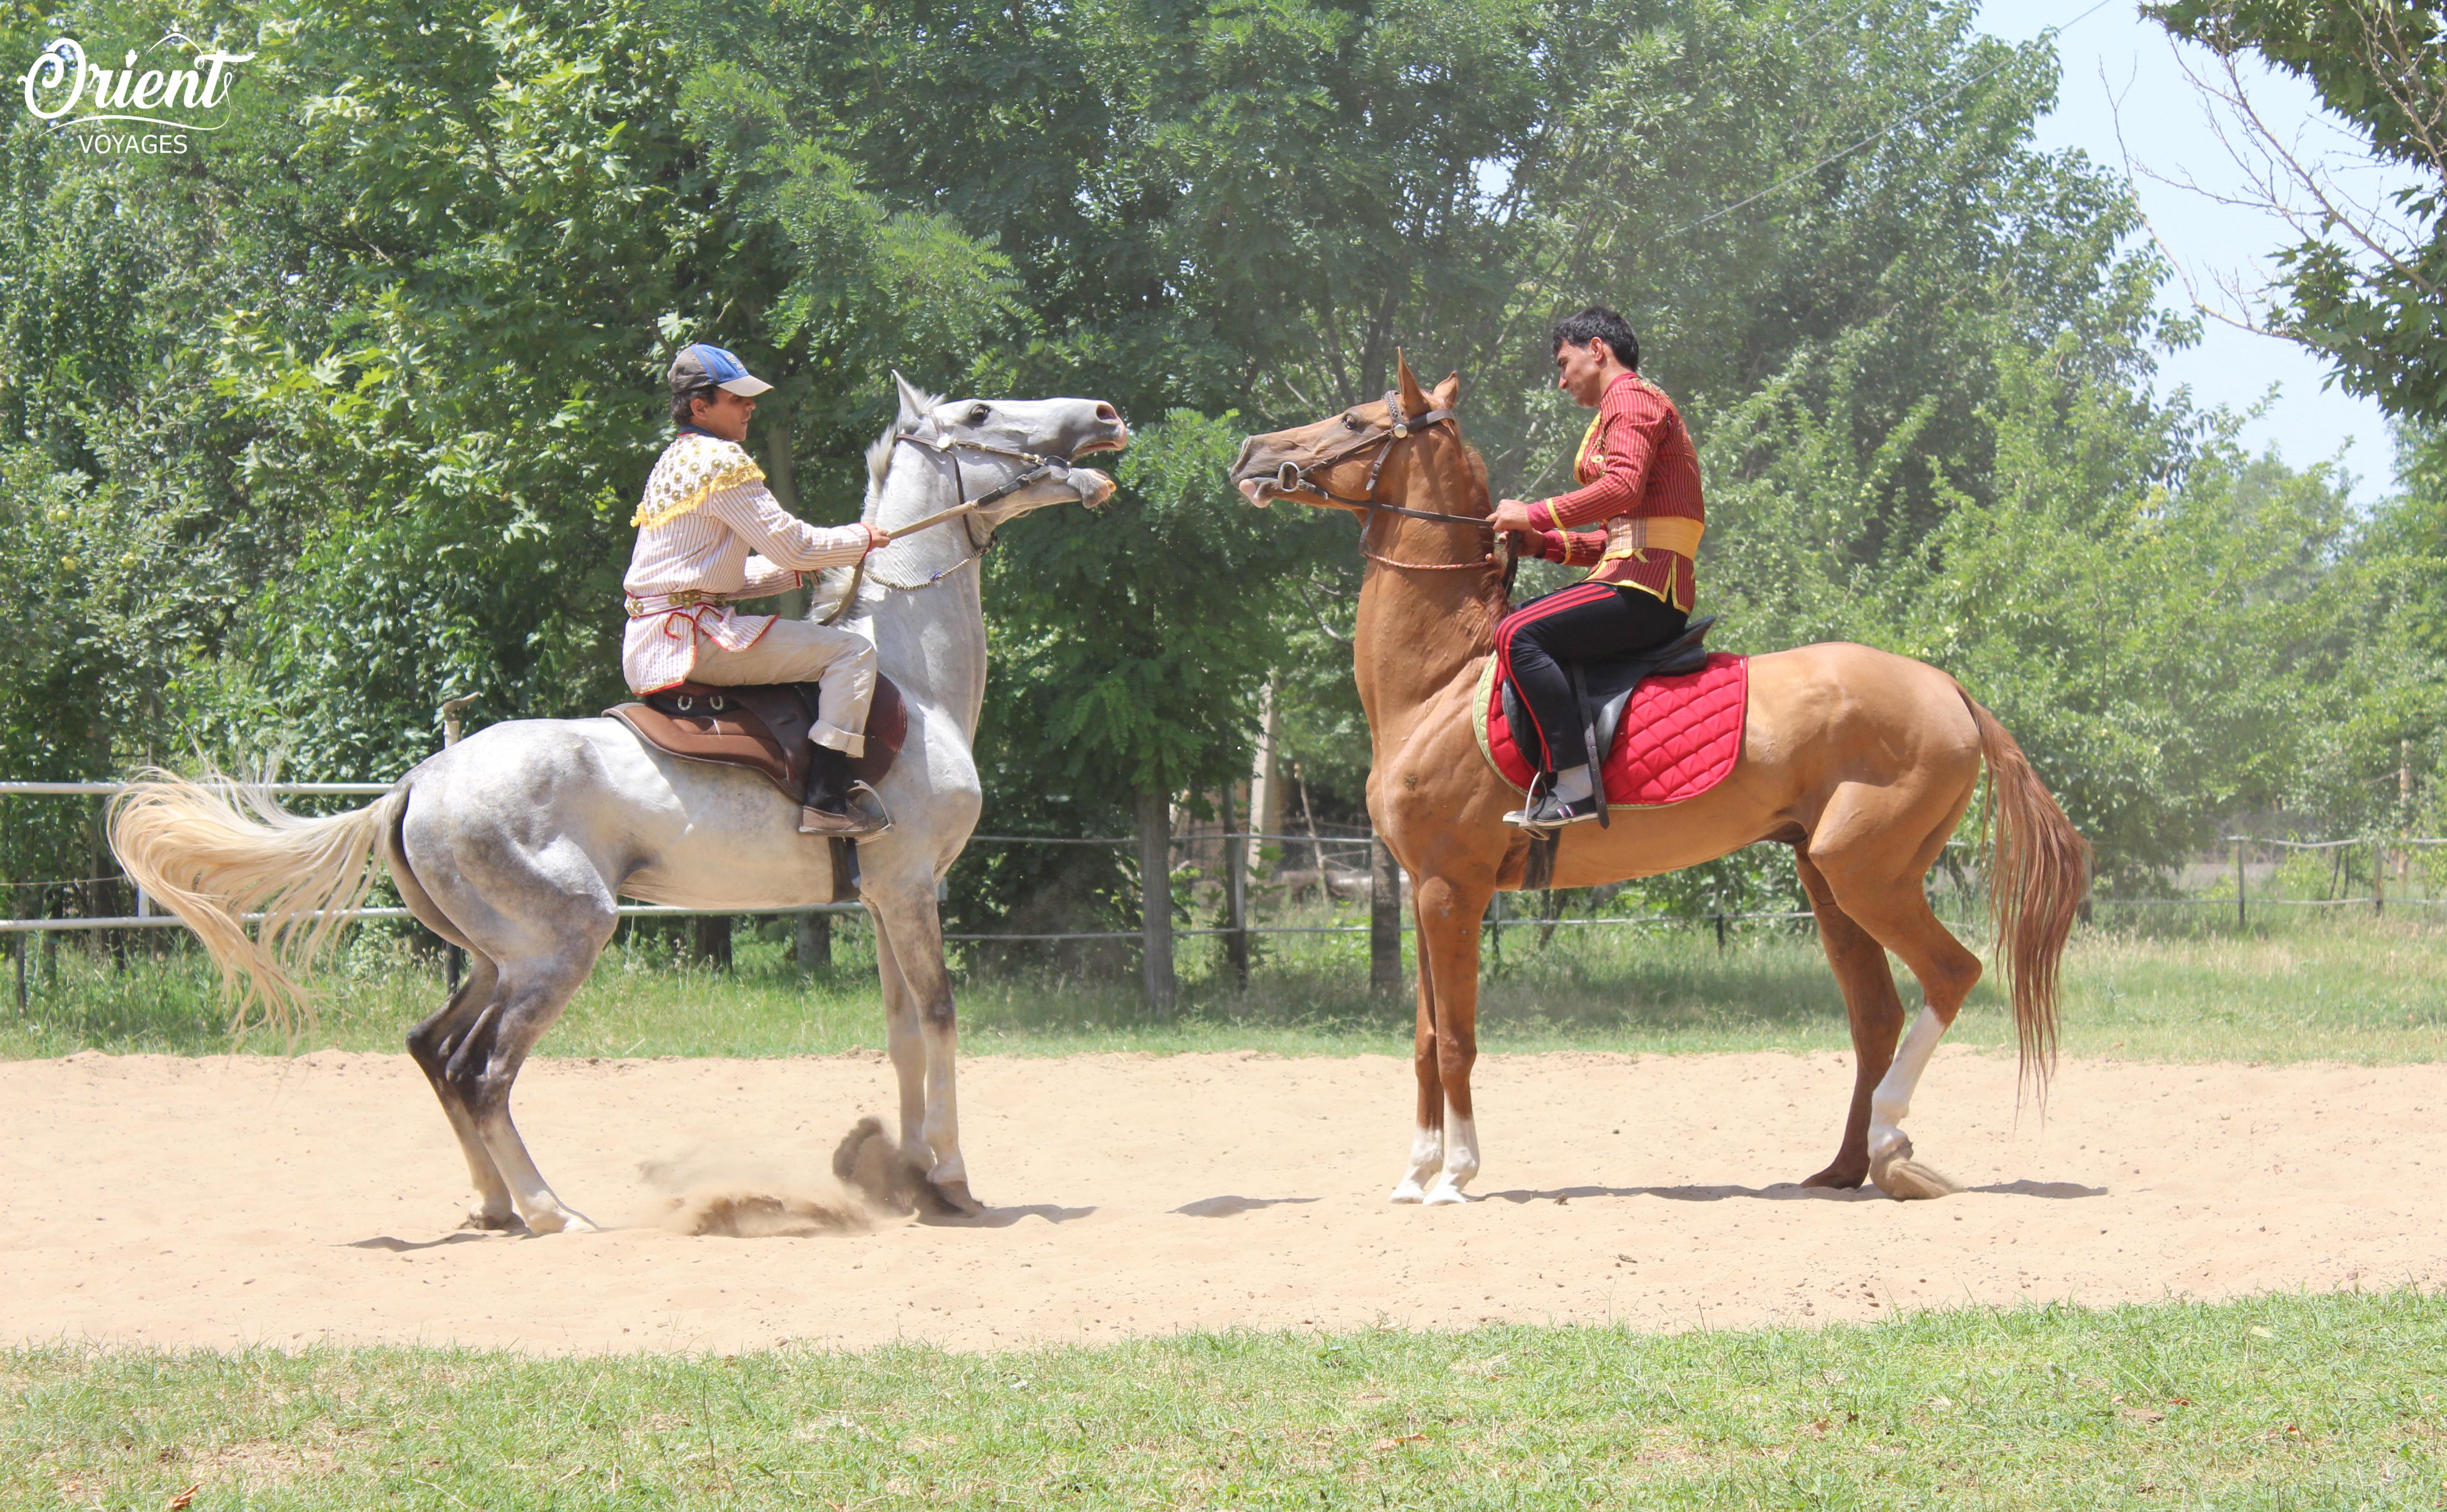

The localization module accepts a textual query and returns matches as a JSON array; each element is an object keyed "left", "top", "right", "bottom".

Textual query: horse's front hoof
[
  {"left": 459, "top": 1205, "right": 527, "bottom": 1233},
  {"left": 1388, "top": 1180, "right": 1426, "bottom": 1204},
  {"left": 1422, "top": 1183, "right": 1474, "bottom": 1206},
  {"left": 523, "top": 1206, "right": 599, "bottom": 1235},
  {"left": 924, "top": 1177, "right": 985, "bottom": 1218},
  {"left": 1801, "top": 1160, "right": 1867, "bottom": 1190}
]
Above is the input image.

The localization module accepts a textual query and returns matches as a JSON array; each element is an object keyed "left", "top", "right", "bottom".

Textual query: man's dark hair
[
  {"left": 1550, "top": 306, "right": 1640, "bottom": 372},
  {"left": 671, "top": 383, "right": 717, "bottom": 429}
]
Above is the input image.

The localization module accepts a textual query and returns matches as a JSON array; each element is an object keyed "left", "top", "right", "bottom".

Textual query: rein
[
  {"left": 1277, "top": 391, "right": 1500, "bottom": 573},
  {"left": 820, "top": 429, "right": 1073, "bottom": 623}
]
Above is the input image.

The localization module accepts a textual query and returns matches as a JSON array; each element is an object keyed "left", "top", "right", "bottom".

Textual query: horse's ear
[
  {"left": 1395, "top": 349, "right": 1430, "bottom": 417},
  {"left": 892, "top": 371, "right": 931, "bottom": 428},
  {"left": 1434, "top": 371, "right": 1461, "bottom": 410}
]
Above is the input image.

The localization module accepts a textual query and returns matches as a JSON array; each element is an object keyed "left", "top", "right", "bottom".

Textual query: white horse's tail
[{"left": 108, "top": 770, "right": 406, "bottom": 1034}]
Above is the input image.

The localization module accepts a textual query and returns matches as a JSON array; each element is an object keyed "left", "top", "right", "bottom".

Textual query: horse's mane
[
  {"left": 862, "top": 383, "right": 945, "bottom": 515},
  {"left": 814, "top": 387, "right": 949, "bottom": 623},
  {"left": 1460, "top": 441, "right": 1490, "bottom": 499}
]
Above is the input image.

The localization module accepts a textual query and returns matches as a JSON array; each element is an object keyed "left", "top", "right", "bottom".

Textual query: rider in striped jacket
[
  {"left": 622, "top": 344, "right": 891, "bottom": 835},
  {"left": 1489, "top": 307, "right": 1706, "bottom": 831}
]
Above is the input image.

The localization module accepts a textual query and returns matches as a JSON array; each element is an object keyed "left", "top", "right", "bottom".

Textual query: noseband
[{"left": 1274, "top": 391, "right": 1499, "bottom": 572}]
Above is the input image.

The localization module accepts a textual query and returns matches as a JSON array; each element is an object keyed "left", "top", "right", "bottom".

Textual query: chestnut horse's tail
[{"left": 1960, "top": 694, "right": 2091, "bottom": 1096}]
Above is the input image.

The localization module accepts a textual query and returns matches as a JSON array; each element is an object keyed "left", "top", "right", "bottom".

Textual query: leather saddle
[
  {"left": 1499, "top": 614, "right": 1717, "bottom": 788},
  {"left": 606, "top": 675, "right": 909, "bottom": 806}
]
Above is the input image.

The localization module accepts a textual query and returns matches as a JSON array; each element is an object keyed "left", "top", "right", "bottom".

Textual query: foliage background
[{"left": 1, "top": 0, "right": 2440, "bottom": 941}]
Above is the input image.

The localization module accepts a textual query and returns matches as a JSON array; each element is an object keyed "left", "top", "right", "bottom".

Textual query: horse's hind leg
[
  {"left": 405, "top": 953, "right": 520, "bottom": 1229},
  {"left": 440, "top": 941, "right": 608, "bottom": 1234},
  {"left": 1792, "top": 849, "right": 1904, "bottom": 1190},
  {"left": 1811, "top": 803, "right": 1983, "bottom": 1201}
]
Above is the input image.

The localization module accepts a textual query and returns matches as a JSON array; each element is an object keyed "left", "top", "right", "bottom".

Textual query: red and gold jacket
[{"left": 1523, "top": 370, "right": 1704, "bottom": 611}]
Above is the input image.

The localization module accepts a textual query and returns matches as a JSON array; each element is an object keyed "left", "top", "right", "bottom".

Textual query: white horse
[{"left": 112, "top": 378, "right": 1126, "bottom": 1232}]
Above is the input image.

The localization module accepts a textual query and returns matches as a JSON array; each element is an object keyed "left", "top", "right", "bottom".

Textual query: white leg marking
[
  {"left": 1391, "top": 1124, "right": 1442, "bottom": 1203},
  {"left": 1425, "top": 1100, "right": 1479, "bottom": 1205},
  {"left": 1868, "top": 1006, "right": 1947, "bottom": 1164}
]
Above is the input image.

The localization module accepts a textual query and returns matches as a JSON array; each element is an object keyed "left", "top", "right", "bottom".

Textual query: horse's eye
[
  {"left": 967, "top": 404, "right": 990, "bottom": 425},
  {"left": 1344, "top": 413, "right": 1364, "bottom": 429}
]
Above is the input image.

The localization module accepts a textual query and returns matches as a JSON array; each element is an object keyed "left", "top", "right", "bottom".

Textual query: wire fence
[{"left": 9, "top": 776, "right": 2447, "bottom": 1015}]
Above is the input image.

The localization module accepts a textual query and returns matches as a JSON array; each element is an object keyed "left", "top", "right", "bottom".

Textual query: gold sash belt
[
  {"left": 1599, "top": 514, "right": 1705, "bottom": 562},
  {"left": 624, "top": 589, "right": 731, "bottom": 618}
]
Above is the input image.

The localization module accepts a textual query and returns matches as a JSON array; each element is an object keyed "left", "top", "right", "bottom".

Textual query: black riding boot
[{"left": 799, "top": 746, "right": 867, "bottom": 835}]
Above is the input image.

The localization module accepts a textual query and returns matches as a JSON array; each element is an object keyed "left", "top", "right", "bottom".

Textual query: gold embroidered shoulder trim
[{"left": 630, "top": 432, "right": 767, "bottom": 529}]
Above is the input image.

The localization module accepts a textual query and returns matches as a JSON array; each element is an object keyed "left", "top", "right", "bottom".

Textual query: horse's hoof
[
  {"left": 1422, "top": 1183, "right": 1473, "bottom": 1206},
  {"left": 459, "top": 1207, "right": 527, "bottom": 1233},
  {"left": 1801, "top": 1162, "right": 1867, "bottom": 1190},
  {"left": 924, "top": 1177, "right": 985, "bottom": 1218},
  {"left": 1869, "top": 1140, "right": 1958, "bottom": 1201},
  {"left": 1388, "top": 1181, "right": 1426, "bottom": 1204},
  {"left": 523, "top": 1207, "right": 600, "bottom": 1235}
]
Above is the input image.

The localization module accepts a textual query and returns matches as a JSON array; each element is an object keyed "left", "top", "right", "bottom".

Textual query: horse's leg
[
  {"left": 1390, "top": 872, "right": 1443, "bottom": 1203},
  {"left": 405, "top": 951, "right": 521, "bottom": 1229},
  {"left": 866, "top": 899, "right": 930, "bottom": 1166},
  {"left": 1812, "top": 812, "right": 1983, "bottom": 1201},
  {"left": 442, "top": 936, "right": 610, "bottom": 1234},
  {"left": 1792, "top": 848, "right": 1905, "bottom": 1189},
  {"left": 867, "top": 880, "right": 981, "bottom": 1216},
  {"left": 1412, "top": 873, "right": 1490, "bottom": 1205}
]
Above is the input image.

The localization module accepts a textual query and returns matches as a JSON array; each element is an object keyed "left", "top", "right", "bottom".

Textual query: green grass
[
  {"left": 6, "top": 1292, "right": 2443, "bottom": 1508},
  {"left": 8, "top": 908, "right": 2447, "bottom": 1064}
]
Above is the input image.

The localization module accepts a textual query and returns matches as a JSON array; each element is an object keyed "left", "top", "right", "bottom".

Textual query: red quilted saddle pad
[{"left": 1478, "top": 652, "right": 1748, "bottom": 806}]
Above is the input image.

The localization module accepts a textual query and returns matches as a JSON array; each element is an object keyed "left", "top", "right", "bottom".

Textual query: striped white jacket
[{"left": 620, "top": 430, "right": 870, "bottom": 694}]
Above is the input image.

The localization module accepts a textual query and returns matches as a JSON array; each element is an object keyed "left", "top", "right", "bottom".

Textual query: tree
[{"left": 2148, "top": 1, "right": 2447, "bottom": 424}]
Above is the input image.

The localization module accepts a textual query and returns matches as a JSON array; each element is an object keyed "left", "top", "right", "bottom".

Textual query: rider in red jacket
[{"left": 1489, "top": 307, "right": 1705, "bottom": 831}]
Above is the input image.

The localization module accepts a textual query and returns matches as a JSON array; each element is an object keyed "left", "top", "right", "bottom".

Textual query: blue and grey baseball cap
[{"left": 668, "top": 343, "right": 773, "bottom": 398}]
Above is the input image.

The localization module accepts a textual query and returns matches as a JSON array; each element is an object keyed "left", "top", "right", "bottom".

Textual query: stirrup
[
  {"left": 801, "top": 781, "right": 893, "bottom": 838},
  {"left": 1504, "top": 785, "right": 1601, "bottom": 832}
]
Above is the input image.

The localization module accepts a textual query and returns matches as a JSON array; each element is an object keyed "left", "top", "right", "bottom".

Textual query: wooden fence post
[
  {"left": 2234, "top": 838, "right": 2246, "bottom": 932},
  {"left": 795, "top": 910, "right": 832, "bottom": 970},
  {"left": 1137, "top": 790, "right": 1176, "bottom": 1018}
]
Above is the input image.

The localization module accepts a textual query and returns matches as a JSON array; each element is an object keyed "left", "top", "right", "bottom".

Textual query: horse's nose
[
  {"left": 1230, "top": 436, "right": 1257, "bottom": 477},
  {"left": 1095, "top": 403, "right": 1119, "bottom": 424}
]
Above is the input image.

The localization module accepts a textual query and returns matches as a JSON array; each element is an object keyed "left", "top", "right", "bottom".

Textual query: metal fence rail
[{"left": 11, "top": 772, "right": 2447, "bottom": 1014}]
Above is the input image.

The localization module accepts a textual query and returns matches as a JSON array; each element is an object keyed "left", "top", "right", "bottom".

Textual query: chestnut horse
[{"left": 1231, "top": 359, "right": 2089, "bottom": 1204}]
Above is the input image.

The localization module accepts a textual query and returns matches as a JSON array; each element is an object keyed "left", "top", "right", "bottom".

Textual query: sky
[{"left": 1974, "top": 0, "right": 2407, "bottom": 504}]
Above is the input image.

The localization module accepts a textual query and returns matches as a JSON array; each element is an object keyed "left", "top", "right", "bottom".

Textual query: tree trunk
[
  {"left": 795, "top": 910, "right": 832, "bottom": 970},
  {"left": 1224, "top": 785, "right": 1249, "bottom": 990},
  {"left": 1247, "top": 679, "right": 1282, "bottom": 876},
  {"left": 1136, "top": 790, "right": 1176, "bottom": 1018},
  {"left": 1370, "top": 833, "right": 1403, "bottom": 995},
  {"left": 692, "top": 914, "right": 734, "bottom": 971}
]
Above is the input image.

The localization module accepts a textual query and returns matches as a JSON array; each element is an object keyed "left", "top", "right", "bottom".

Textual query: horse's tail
[
  {"left": 108, "top": 769, "right": 406, "bottom": 1036},
  {"left": 1960, "top": 695, "right": 2090, "bottom": 1099}
]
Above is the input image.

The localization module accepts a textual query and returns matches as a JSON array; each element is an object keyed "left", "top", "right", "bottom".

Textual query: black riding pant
[{"left": 1494, "top": 582, "right": 1688, "bottom": 774}]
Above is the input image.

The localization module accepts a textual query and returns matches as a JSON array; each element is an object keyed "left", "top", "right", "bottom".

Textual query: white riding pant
[{"left": 687, "top": 618, "right": 878, "bottom": 757}]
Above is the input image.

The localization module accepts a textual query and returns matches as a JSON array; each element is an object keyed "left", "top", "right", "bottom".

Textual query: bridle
[
  {"left": 1271, "top": 391, "right": 1502, "bottom": 573},
  {"left": 819, "top": 426, "right": 1078, "bottom": 624}
]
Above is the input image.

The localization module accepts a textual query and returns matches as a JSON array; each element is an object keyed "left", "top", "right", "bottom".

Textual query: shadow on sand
[
  {"left": 1484, "top": 1178, "right": 2107, "bottom": 1205},
  {"left": 1170, "top": 1195, "right": 1323, "bottom": 1218}
]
